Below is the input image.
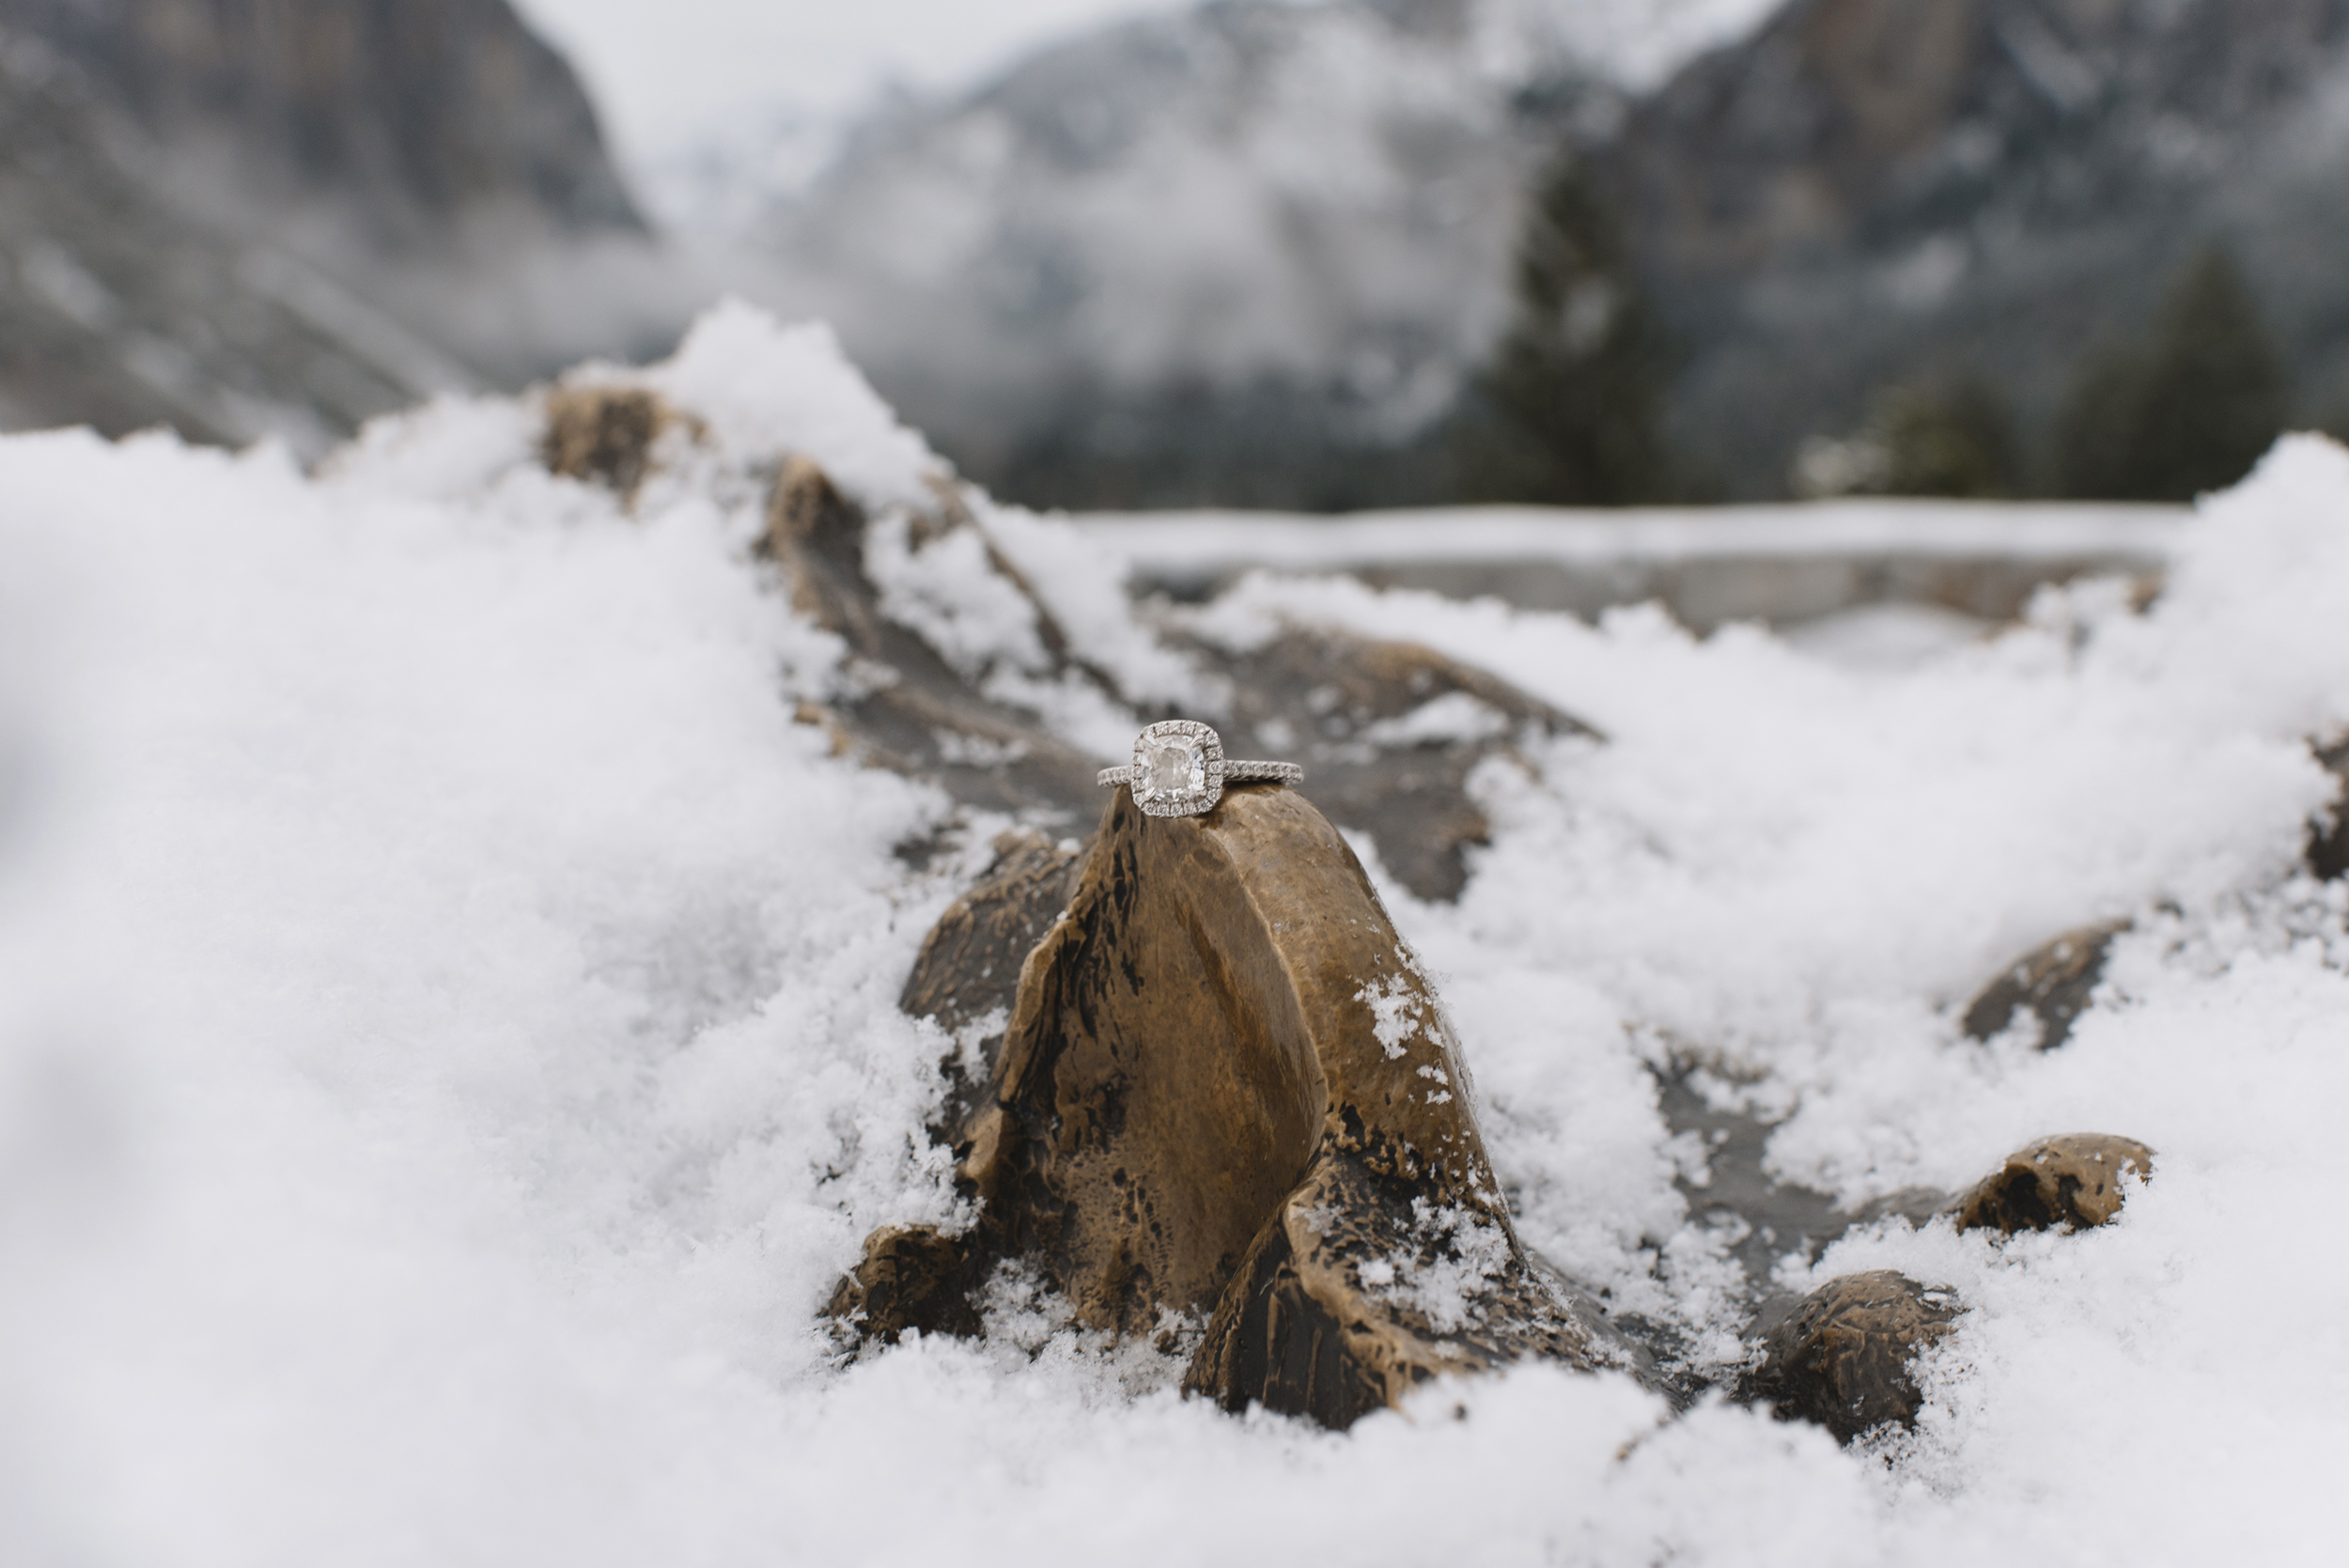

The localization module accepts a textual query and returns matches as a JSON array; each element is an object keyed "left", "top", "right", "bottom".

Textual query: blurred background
[{"left": 2, "top": 0, "right": 2340, "bottom": 514}]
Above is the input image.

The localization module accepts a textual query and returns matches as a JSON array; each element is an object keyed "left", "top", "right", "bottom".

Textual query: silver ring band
[{"left": 1095, "top": 760, "right": 1303, "bottom": 787}]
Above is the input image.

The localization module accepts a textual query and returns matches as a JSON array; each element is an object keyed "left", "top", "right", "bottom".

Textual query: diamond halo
[
  {"left": 1128, "top": 719, "right": 1224, "bottom": 817},
  {"left": 1096, "top": 721, "right": 1303, "bottom": 818}
]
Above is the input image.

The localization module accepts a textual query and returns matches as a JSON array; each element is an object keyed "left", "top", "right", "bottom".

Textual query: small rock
[
  {"left": 1751, "top": 1271, "right": 1960, "bottom": 1444},
  {"left": 1947, "top": 1133, "right": 2154, "bottom": 1234},
  {"left": 1961, "top": 919, "right": 2129, "bottom": 1050},
  {"left": 824, "top": 1225, "right": 981, "bottom": 1345},
  {"left": 2310, "top": 734, "right": 2349, "bottom": 881},
  {"left": 541, "top": 385, "right": 676, "bottom": 499}
]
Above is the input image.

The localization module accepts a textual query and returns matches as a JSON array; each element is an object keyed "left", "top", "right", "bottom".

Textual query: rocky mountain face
[
  {"left": 0, "top": 0, "right": 678, "bottom": 452},
  {"left": 747, "top": 0, "right": 2349, "bottom": 506},
  {"left": 749, "top": 0, "right": 1706, "bottom": 510},
  {"left": 1605, "top": 0, "right": 2349, "bottom": 495}
]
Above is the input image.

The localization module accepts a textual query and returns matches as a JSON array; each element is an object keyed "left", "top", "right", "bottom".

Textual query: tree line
[{"left": 1457, "top": 153, "right": 2303, "bottom": 506}]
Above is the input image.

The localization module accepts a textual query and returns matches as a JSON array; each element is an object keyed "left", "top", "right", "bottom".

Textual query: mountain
[
  {"left": 1610, "top": 0, "right": 2349, "bottom": 496},
  {"left": 0, "top": 0, "right": 686, "bottom": 451},
  {"left": 746, "top": 0, "right": 1779, "bottom": 510}
]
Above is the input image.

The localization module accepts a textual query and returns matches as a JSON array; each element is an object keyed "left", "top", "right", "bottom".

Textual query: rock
[
  {"left": 1961, "top": 919, "right": 2130, "bottom": 1050},
  {"left": 2310, "top": 734, "right": 2349, "bottom": 881},
  {"left": 901, "top": 830, "right": 1086, "bottom": 1135},
  {"left": 0, "top": 57, "right": 419, "bottom": 449},
  {"left": 1655, "top": 1064, "right": 1843, "bottom": 1293},
  {"left": 1612, "top": 0, "right": 2349, "bottom": 499},
  {"left": 0, "top": 0, "right": 654, "bottom": 453},
  {"left": 1947, "top": 1134, "right": 2155, "bottom": 1234},
  {"left": 12, "top": 0, "right": 643, "bottom": 238},
  {"left": 757, "top": 458, "right": 1108, "bottom": 822},
  {"left": 901, "top": 831, "right": 1086, "bottom": 1036},
  {"left": 1751, "top": 1271, "right": 1960, "bottom": 1445},
  {"left": 824, "top": 1224, "right": 982, "bottom": 1346},
  {"left": 931, "top": 779, "right": 1634, "bottom": 1427},
  {"left": 1194, "top": 627, "right": 1600, "bottom": 903},
  {"left": 754, "top": 456, "right": 1601, "bottom": 891},
  {"left": 540, "top": 385, "right": 679, "bottom": 500}
]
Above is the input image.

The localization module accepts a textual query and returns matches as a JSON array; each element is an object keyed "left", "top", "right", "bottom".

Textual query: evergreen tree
[
  {"left": 2055, "top": 245, "right": 2290, "bottom": 500},
  {"left": 1875, "top": 372, "right": 2018, "bottom": 497},
  {"left": 1452, "top": 152, "right": 1672, "bottom": 505}
]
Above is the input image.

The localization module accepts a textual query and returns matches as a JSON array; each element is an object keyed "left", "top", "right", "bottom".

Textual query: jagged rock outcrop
[
  {"left": 0, "top": 1, "right": 668, "bottom": 450},
  {"left": 736, "top": 434, "right": 1595, "bottom": 900},
  {"left": 0, "top": 44, "right": 422, "bottom": 444},
  {"left": 3, "top": 0, "right": 641, "bottom": 238},
  {"left": 747, "top": 0, "right": 1628, "bottom": 510},
  {"left": 837, "top": 780, "right": 1642, "bottom": 1427},
  {"left": 1610, "top": 0, "right": 2349, "bottom": 494}
]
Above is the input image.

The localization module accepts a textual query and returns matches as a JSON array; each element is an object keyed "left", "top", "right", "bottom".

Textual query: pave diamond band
[
  {"left": 1097, "top": 721, "right": 1303, "bottom": 817},
  {"left": 1095, "top": 759, "right": 1305, "bottom": 787}
]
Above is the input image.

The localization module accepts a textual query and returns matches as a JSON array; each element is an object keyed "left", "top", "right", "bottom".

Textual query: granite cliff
[{"left": 0, "top": 0, "right": 676, "bottom": 451}]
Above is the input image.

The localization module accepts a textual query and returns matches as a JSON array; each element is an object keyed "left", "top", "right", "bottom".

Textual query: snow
[
  {"left": 1074, "top": 497, "right": 2189, "bottom": 574},
  {"left": 3, "top": 304, "right": 2346, "bottom": 1564}
]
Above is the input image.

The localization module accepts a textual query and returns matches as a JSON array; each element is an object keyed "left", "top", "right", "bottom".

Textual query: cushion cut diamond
[{"left": 1142, "top": 735, "right": 1205, "bottom": 796}]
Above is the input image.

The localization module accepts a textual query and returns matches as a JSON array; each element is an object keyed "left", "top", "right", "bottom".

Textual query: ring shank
[
  {"left": 1221, "top": 760, "right": 1305, "bottom": 784},
  {"left": 1096, "top": 760, "right": 1302, "bottom": 788}
]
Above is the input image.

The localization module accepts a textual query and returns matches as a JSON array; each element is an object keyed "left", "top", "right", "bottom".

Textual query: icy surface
[{"left": 3, "top": 306, "right": 2346, "bottom": 1565}]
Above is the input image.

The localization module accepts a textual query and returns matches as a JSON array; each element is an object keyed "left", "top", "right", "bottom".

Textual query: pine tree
[
  {"left": 1875, "top": 372, "right": 2017, "bottom": 497},
  {"left": 2055, "top": 245, "right": 2290, "bottom": 500},
  {"left": 1452, "top": 152, "right": 1672, "bottom": 505}
]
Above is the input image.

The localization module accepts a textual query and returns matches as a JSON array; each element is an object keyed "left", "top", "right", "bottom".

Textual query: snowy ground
[{"left": 3, "top": 305, "right": 2345, "bottom": 1565}]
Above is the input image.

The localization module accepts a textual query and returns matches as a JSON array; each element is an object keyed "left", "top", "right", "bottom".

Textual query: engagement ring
[{"left": 1097, "top": 720, "right": 1304, "bottom": 818}]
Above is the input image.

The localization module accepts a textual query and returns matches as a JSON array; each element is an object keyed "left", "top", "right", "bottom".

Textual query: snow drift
[{"left": 1, "top": 302, "right": 2344, "bottom": 1565}]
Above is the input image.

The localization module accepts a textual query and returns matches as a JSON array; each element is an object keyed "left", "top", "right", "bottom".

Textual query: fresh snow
[
  {"left": 2, "top": 303, "right": 2345, "bottom": 1566},
  {"left": 1073, "top": 499, "right": 2190, "bottom": 573}
]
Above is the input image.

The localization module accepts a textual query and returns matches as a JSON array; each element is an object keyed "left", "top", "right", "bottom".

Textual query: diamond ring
[{"left": 1097, "top": 720, "right": 1304, "bottom": 818}]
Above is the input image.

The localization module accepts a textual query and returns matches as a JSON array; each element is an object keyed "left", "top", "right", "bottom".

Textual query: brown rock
[
  {"left": 757, "top": 458, "right": 1106, "bottom": 822},
  {"left": 2310, "top": 734, "right": 2349, "bottom": 882},
  {"left": 940, "top": 780, "right": 1631, "bottom": 1426},
  {"left": 1195, "top": 627, "right": 1599, "bottom": 903},
  {"left": 752, "top": 457, "right": 1601, "bottom": 893},
  {"left": 1751, "top": 1270, "right": 1960, "bottom": 1444},
  {"left": 541, "top": 385, "right": 677, "bottom": 500},
  {"left": 902, "top": 831, "right": 1087, "bottom": 1037},
  {"left": 901, "top": 830, "right": 1086, "bottom": 1136},
  {"left": 1960, "top": 919, "right": 2129, "bottom": 1050},
  {"left": 825, "top": 1225, "right": 982, "bottom": 1345},
  {"left": 1947, "top": 1133, "right": 2154, "bottom": 1234}
]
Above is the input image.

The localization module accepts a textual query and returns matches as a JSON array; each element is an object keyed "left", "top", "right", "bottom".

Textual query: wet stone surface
[
  {"left": 825, "top": 1224, "right": 983, "bottom": 1346},
  {"left": 1949, "top": 1134, "right": 2154, "bottom": 1234},
  {"left": 1961, "top": 919, "right": 2130, "bottom": 1050},
  {"left": 1750, "top": 1271, "right": 1961, "bottom": 1445},
  {"left": 1657, "top": 1069, "right": 1843, "bottom": 1294}
]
